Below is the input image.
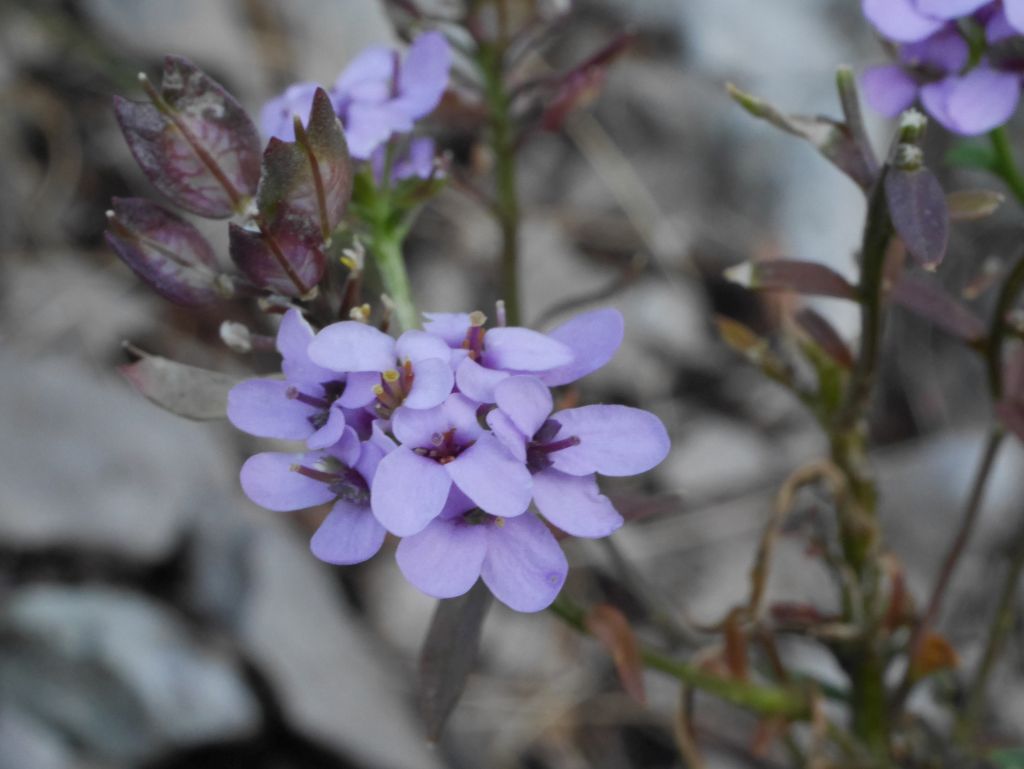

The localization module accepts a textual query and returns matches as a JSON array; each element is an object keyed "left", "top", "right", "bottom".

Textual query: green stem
[
  {"left": 990, "top": 127, "right": 1024, "bottom": 207},
  {"left": 479, "top": 44, "right": 521, "bottom": 326},
  {"left": 372, "top": 229, "right": 418, "bottom": 332},
  {"left": 549, "top": 595, "right": 810, "bottom": 720}
]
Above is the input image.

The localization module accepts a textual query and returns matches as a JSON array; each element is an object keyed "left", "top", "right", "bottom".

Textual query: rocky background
[{"left": 3, "top": 1, "right": 1024, "bottom": 767}]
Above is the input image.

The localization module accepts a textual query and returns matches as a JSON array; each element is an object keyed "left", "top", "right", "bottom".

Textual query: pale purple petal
[
  {"left": 1006, "top": 0, "right": 1024, "bottom": 34},
  {"left": 369, "top": 419, "right": 398, "bottom": 456},
  {"left": 923, "top": 68, "right": 1021, "bottom": 135},
  {"left": 442, "top": 393, "right": 486, "bottom": 442},
  {"left": 404, "top": 357, "right": 455, "bottom": 409},
  {"left": 539, "top": 308, "right": 625, "bottom": 387},
  {"left": 307, "top": 405, "right": 347, "bottom": 450},
  {"left": 495, "top": 375, "right": 553, "bottom": 438},
  {"left": 343, "top": 407, "right": 374, "bottom": 440},
  {"left": 240, "top": 452, "right": 334, "bottom": 511},
  {"left": 549, "top": 405, "right": 670, "bottom": 477},
  {"left": 481, "top": 514, "right": 567, "bottom": 612},
  {"left": 260, "top": 82, "right": 319, "bottom": 141},
  {"left": 862, "top": 0, "right": 945, "bottom": 42},
  {"left": 311, "top": 501, "right": 386, "bottom": 565},
  {"left": 371, "top": 447, "right": 451, "bottom": 535},
  {"left": 277, "top": 309, "right": 337, "bottom": 386},
  {"left": 392, "top": 138, "right": 436, "bottom": 180},
  {"left": 325, "top": 426, "right": 362, "bottom": 467},
  {"left": 486, "top": 409, "right": 528, "bottom": 462},
  {"left": 355, "top": 439, "right": 387, "bottom": 485},
  {"left": 446, "top": 433, "right": 532, "bottom": 517},
  {"left": 396, "top": 517, "right": 487, "bottom": 598},
  {"left": 308, "top": 321, "right": 396, "bottom": 373},
  {"left": 396, "top": 329, "right": 452, "bottom": 364},
  {"left": 396, "top": 31, "right": 451, "bottom": 118},
  {"left": 227, "top": 379, "right": 314, "bottom": 441},
  {"left": 900, "top": 28, "right": 969, "bottom": 72},
  {"left": 345, "top": 102, "right": 413, "bottom": 158},
  {"left": 455, "top": 357, "right": 510, "bottom": 403},
  {"left": 439, "top": 485, "right": 478, "bottom": 519},
  {"left": 861, "top": 66, "right": 919, "bottom": 118},
  {"left": 392, "top": 402, "right": 452, "bottom": 446},
  {"left": 422, "top": 312, "right": 472, "bottom": 345},
  {"left": 482, "top": 327, "right": 573, "bottom": 372},
  {"left": 339, "top": 371, "right": 379, "bottom": 408},
  {"left": 915, "top": 0, "right": 990, "bottom": 18},
  {"left": 333, "top": 46, "right": 396, "bottom": 98},
  {"left": 532, "top": 469, "right": 624, "bottom": 538}
]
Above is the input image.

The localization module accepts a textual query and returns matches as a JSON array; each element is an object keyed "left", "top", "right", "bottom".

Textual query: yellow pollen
[
  {"left": 383, "top": 369, "right": 400, "bottom": 383},
  {"left": 372, "top": 384, "right": 385, "bottom": 396},
  {"left": 494, "top": 517, "right": 506, "bottom": 528}
]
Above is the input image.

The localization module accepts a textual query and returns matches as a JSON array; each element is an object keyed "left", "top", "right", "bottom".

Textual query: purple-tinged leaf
[
  {"left": 119, "top": 345, "right": 241, "bottom": 420},
  {"left": 725, "top": 259, "right": 856, "bottom": 300},
  {"left": 257, "top": 88, "right": 353, "bottom": 243},
  {"left": 794, "top": 308, "right": 854, "bottom": 369},
  {"left": 419, "top": 582, "right": 492, "bottom": 742},
  {"left": 947, "top": 189, "right": 1005, "bottom": 222},
  {"left": 105, "top": 197, "right": 225, "bottom": 305},
  {"left": 541, "top": 33, "right": 632, "bottom": 133},
  {"left": 114, "top": 56, "right": 261, "bottom": 218},
  {"left": 885, "top": 166, "right": 949, "bottom": 267},
  {"left": 890, "top": 273, "right": 985, "bottom": 342},
  {"left": 585, "top": 604, "right": 646, "bottom": 705},
  {"left": 229, "top": 223, "right": 322, "bottom": 297},
  {"left": 727, "top": 83, "right": 876, "bottom": 189}
]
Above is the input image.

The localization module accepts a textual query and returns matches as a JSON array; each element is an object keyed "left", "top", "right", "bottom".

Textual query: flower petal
[
  {"left": 240, "top": 452, "right": 334, "bottom": 511},
  {"left": 455, "top": 356, "right": 510, "bottom": 403},
  {"left": 1006, "top": 0, "right": 1024, "bottom": 34},
  {"left": 481, "top": 514, "right": 567, "bottom": 612},
  {"left": 482, "top": 327, "right": 573, "bottom": 372},
  {"left": 392, "top": 402, "right": 451, "bottom": 446},
  {"left": 277, "top": 308, "right": 336, "bottom": 386},
  {"left": 307, "top": 405, "right": 347, "bottom": 449},
  {"left": 532, "top": 469, "right": 624, "bottom": 538},
  {"left": 404, "top": 357, "right": 455, "bottom": 409},
  {"left": 371, "top": 446, "right": 451, "bottom": 535},
  {"left": 862, "top": 0, "right": 944, "bottom": 42},
  {"left": 495, "top": 375, "right": 553, "bottom": 438},
  {"left": 397, "top": 31, "right": 451, "bottom": 119},
  {"left": 310, "top": 500, "right": 386, "bottom": 565},
  {"left": 333, "top": 46, "right": 395, "bottom": 97},
  {"left": 861, "top": 66, "right": 918, "bottom": 118},
  {"left": 540, "top": 308, "right": 625, "bottom": 387},
  {"left": 396, "top": 517, "right": 487, "bottom": 599},
  {"left": 486, "top": 409, "right": 528, "bottom": 462},
  {"left": 915, "top": 0, "right": 990, "bottom": 19},
  {"left": 900, "top": 28, "right": 969, "bottom": 73},
  {"left": 446, "top": 433, "right": 532, "bottom": 517},
  {"left": 324, "top": 425, "right": 361, "bottom": 467},
  {"left": 945, "top": 68, "right": 1020, "bottom": 135},
  {"left": 549, "top": 405, "right": 670, "bottom": 477},
  {"left": 396, "top": 329, "right": 452, "bottom": 364},
  {"left": 355, "top": 438, "right": 387, "bottom": 485},
  {"left": 338, "top": 371, "right": 379, "bottom": 408},
  {"left": 308, "top": 321, "right": 396, "bottom": 373},
  {"left": 260, "top": 82, "right": 319, "bottom": 142},
  {"left": 227, "top": 379, "right": 314, "bottom": 441},
  {"left": 422, "top": 312, "right": 472, "bottom": 346}
]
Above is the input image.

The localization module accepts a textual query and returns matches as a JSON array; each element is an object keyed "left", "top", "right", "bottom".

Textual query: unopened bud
[{"left": 220, "top": 321, "right": 252, "bottom": 353}]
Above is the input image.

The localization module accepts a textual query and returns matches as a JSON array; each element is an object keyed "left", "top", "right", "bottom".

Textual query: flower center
[
  {"left": 372, "top": 359, "right": 415, "bottom": 418},
  {"left": 526, "top": 419, "right": 581, "bottom": 473},
  {"left": 288, "top": 379, "right": 347, "bottom": 430},
  {"left": 290, "top": 457, "right": 369, "bottom": 505},
  {"left": 413, "top": 428, "right": 473, "bottom": 465}
]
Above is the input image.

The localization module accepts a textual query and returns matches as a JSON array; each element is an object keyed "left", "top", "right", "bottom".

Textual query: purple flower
[
  {"left": 396, "top": 487, "right": 568, "bottom": 612},
  {"left": 307, "top": 321, "right": 455, "bottom": 417},
  {"left": 227, "top": 309, "right": 369, "bottom": 449},
  {"left": 862, "top": 0, "right": 992, "bottom": 42},
  {"left": 331, "top": 31, "right": 451, "bottom": 158},
  {"left": 240, "top": 427, "right": 388, "bottom": 565},
  {"left": 370, "top": 137, "right": 439, "bottom": 183},
  {"left": 486, "top": 375, "right": 670, "bottom": 538},
  {"left": 260, "top": 82, "right": 320, "bottom": 142},
  {"left": 370, "top": 394, "right": 533, "bottom": 536},
  {"left": 423, "top": 307, "right": 623, "bottom": 403}
]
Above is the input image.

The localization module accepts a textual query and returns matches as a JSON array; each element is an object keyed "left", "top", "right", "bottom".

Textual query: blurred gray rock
[{"left": 0, "top": 586, "right": 261, "bottom": 764}]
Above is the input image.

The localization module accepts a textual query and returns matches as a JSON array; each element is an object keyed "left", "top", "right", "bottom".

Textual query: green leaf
[
  {"left": 946, "top": 141, "right": 997, "bottom": 172},
  {"left": 989, "top": 748, "right": 1024, "bottom": 769}
]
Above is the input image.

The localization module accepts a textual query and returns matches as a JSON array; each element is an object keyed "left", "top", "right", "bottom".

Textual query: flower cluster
[
  {"left": 861, "top": 0, "right": 1024, "bottom": 134},
  {"left": 228, "top": 308, "right": 670, "bottom": 612},
  {"left": 261, "top": 31, "right": 450, "bottom": 180}
]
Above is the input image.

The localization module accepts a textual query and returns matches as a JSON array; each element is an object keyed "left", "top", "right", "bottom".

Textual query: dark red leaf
[
  {"left": 419, "top": 583, "right": 492, "bottom": 742},
  {"left": 257, "top": 89, "right": 353, "bottom": 243},
  {"left": 794, "top": 308, "right": 854, "bottom": 368},
  {"left": 119, "top": 345, "right": 241, "bottom": 420},
  {"left": 542, "top": 34, "right": 632, "bottom": 132},
  {"left": 585, "top": 604, "right": 647, "bottom": 704},
  {"left": 229, "top": 223, "right": 323, "bottom": 297},
  {"left": 114, "top": 56, "right": 261, "bottom": 218},
  {"left": 105, "top": 197, "right": 224, "bottom": 305},
  {"left": 889, "top": 273, "right": 985, "bottom": 342},
  {"left": 885, "top": 166, "right": 949, "bottom": 267},
  {"left": 726, "top": 259, "right": 856, "bottom": 300}
]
